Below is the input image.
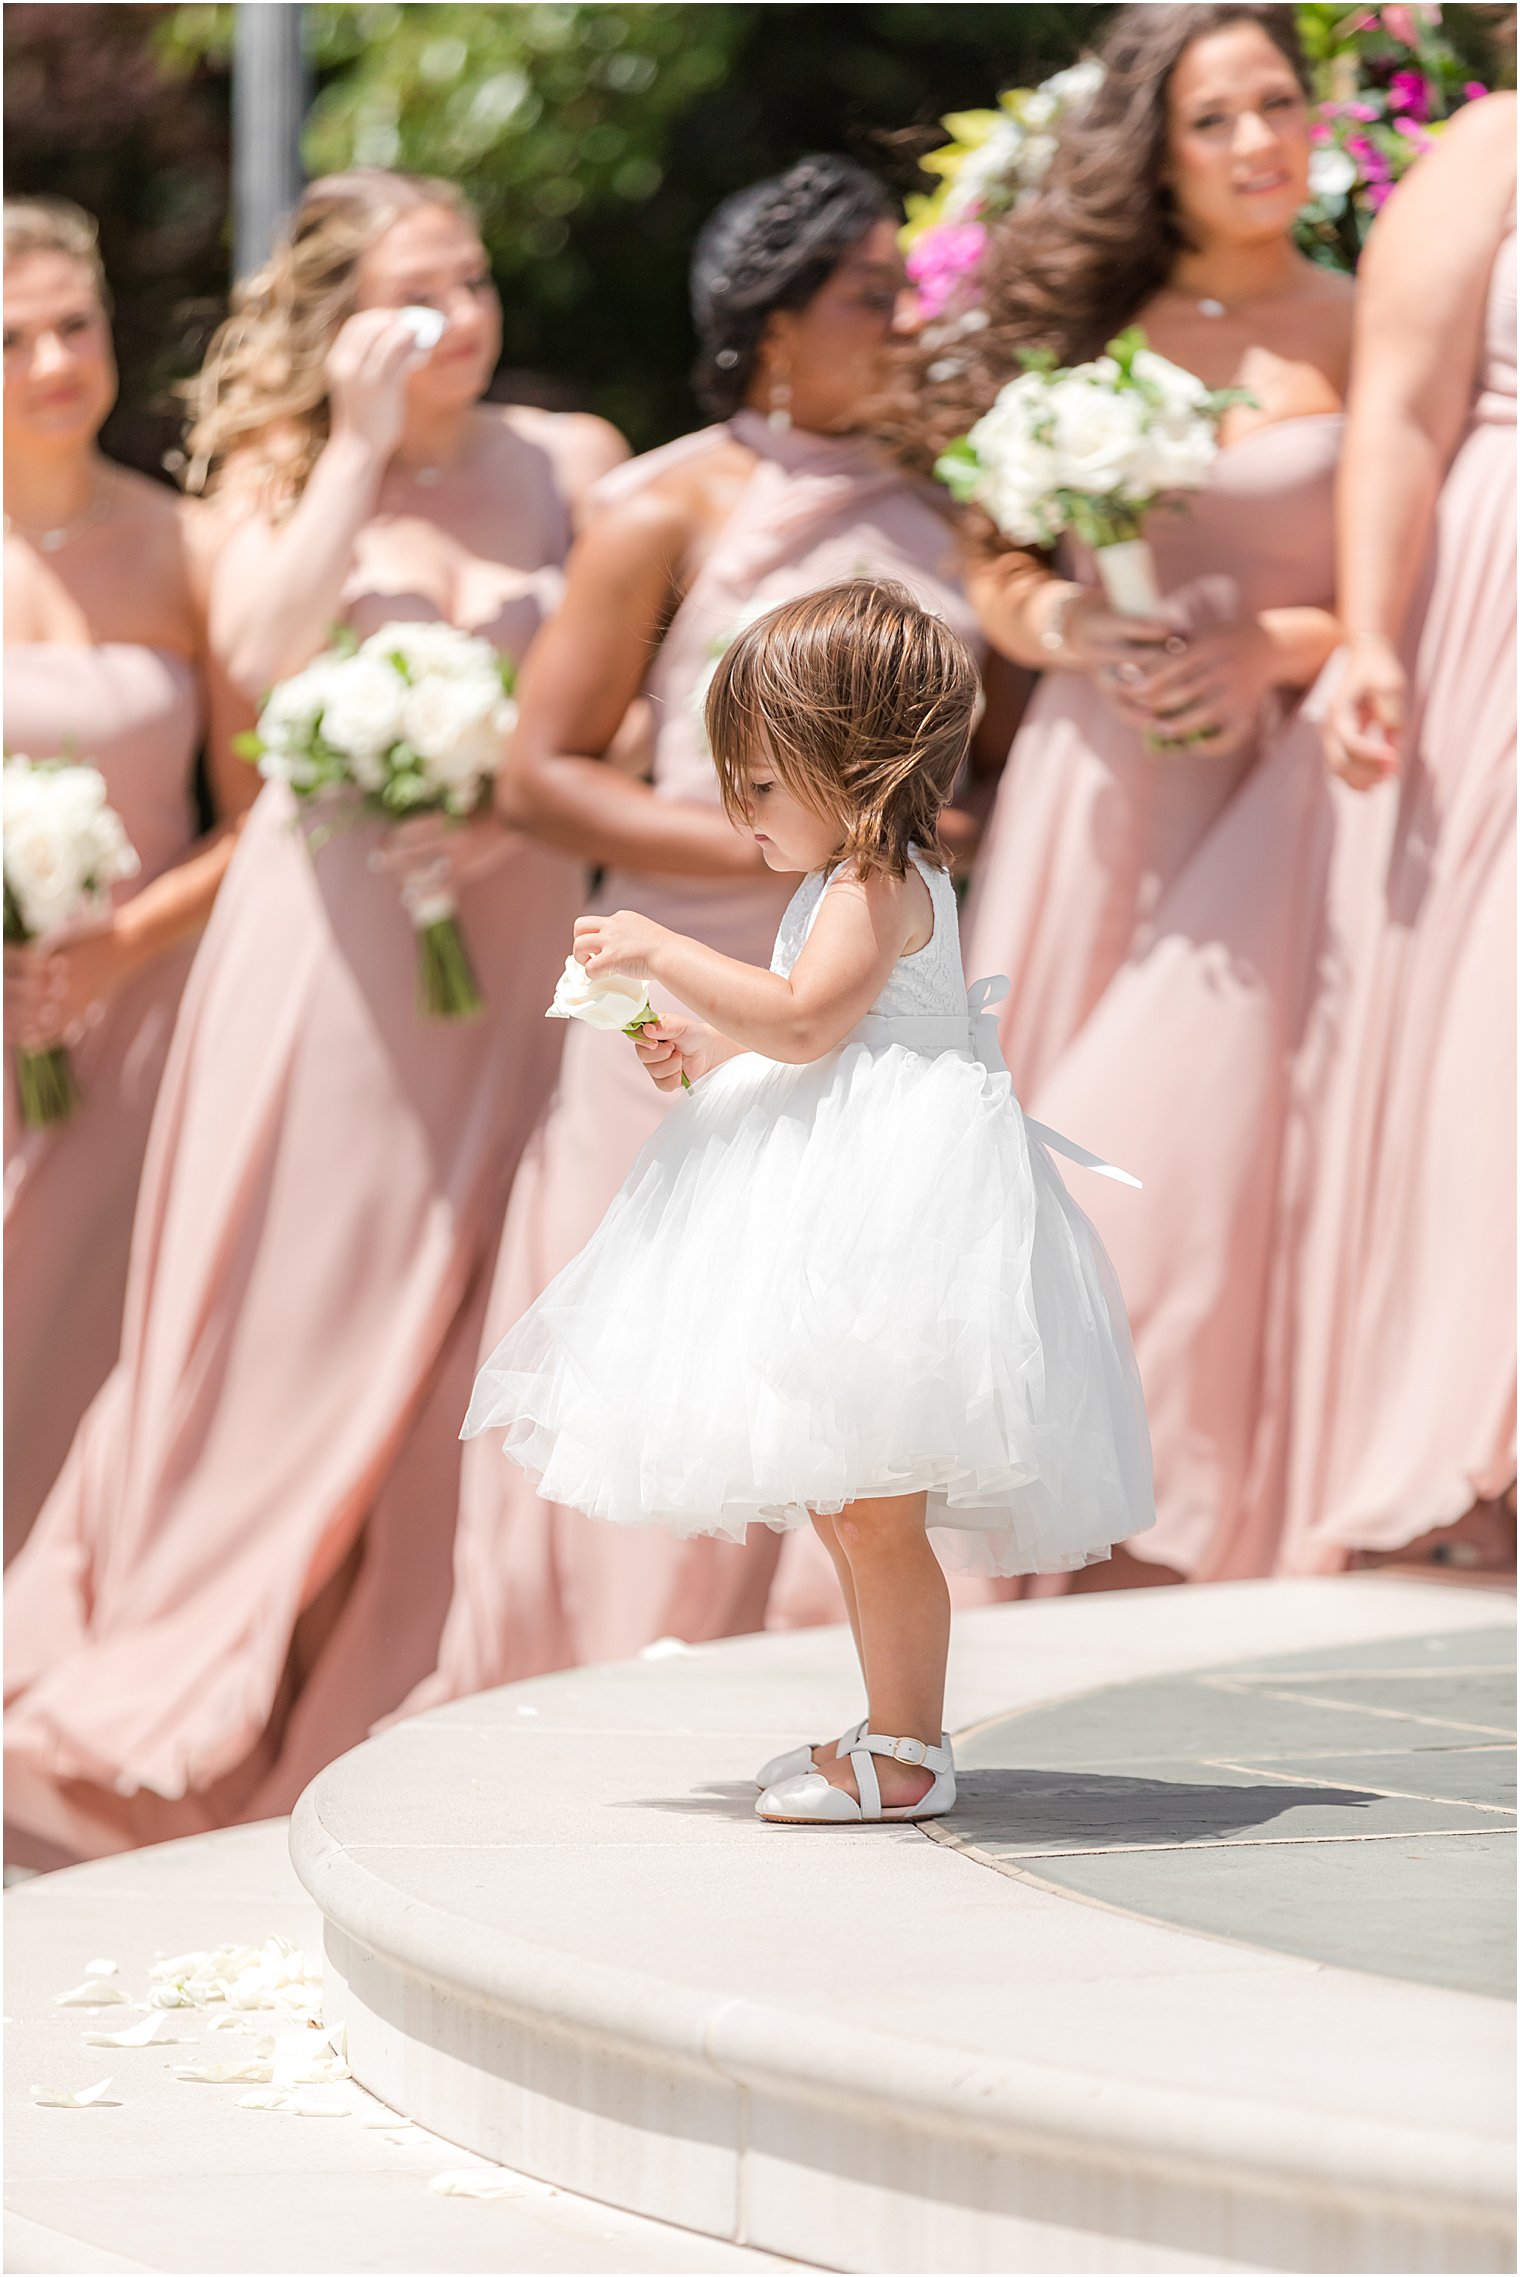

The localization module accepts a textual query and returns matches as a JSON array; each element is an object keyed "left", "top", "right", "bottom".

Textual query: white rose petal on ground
[
  {"left": 82, "top": 2013, "right": 175, "bottom": 2049},
  {"left": 429, "top": 2169, "right": 528, "bottom": 2199},
  {"left": 237, "top": 2087, "right": 351, "bottom": 2117},
  {"left": 83, "top": 1959, "right": 118, "bottom": 1977},
  {"left": 55, "top": 1981, "right": 129, "bottom": 2008},
  {"left": 638, "top": 1636, "right": 694, "bottom": 1661},
  {"left": 31, "top": 2078, "right": 116, "bottom": 2108}
]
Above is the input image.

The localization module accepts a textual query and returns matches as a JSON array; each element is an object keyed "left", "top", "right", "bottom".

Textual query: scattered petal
[
  {"left": 206, "top": 2014, "right": 259, "bottom": 2033},
  {"left": 429, "top": 2168, "right": 528, "bottom": 2199},
  {"left": 237, "top": 2087, "right": 349, "bottom": 2116},
  {"left": 84, "top": 1959, "right": 118, "bottom": 1977},
  {"left": 637, "top": 1635, "right": 693, "bottom": 1661},
  {"left": 82, "top": 2013, "right": 174, "bottom": 2049},
  {"left": 147, "top": 1986, "right": 197, "bottom": 2009},
  {"left": 173, "top": 2038, "right": 276, "bottom": 2084},
  {"left": 55, "top": 1981, "right": 129, "bottom": 2008},
  {"left": 515, "top": 1704, "right": 540, "bottom": 1717},
  {"left": 31, "top": 2077, "right": 116, "bottom": 2108}
]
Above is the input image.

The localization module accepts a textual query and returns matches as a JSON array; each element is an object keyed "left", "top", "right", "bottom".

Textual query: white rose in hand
[{"left": 545, "top": 955, "right": 652, "bottom": 1032}]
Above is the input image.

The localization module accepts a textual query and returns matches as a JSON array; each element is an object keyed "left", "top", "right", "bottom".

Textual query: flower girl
[{"left": 466, "top": 580, "right": 1154, "bottom": 1824}]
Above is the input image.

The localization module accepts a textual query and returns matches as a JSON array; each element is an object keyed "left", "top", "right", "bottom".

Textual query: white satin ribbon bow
[{"left": 968, "top": 976, "right": 1142, "bottom": 1190}]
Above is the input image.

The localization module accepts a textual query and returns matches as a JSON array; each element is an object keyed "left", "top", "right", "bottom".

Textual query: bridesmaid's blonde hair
[
  {"left": 3, "top": 196, "right": 111, "bottom": 311},
  {"left": 706, "top": 579, "right": 977, "bottom": 880},
  {"left": 182, "top": 168, "right": 477, "bottom": 511}
]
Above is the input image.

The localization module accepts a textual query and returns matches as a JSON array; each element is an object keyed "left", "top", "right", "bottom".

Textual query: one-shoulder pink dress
[
  {"left": 404, "top": 411, "right": 983, "bottom": 1714},
  {"left": 4, "top": 492, "right": 583, "bottom": 1859},
  {"left": 966, "top": 414, "right": 1348, "bottom": 1581},
  {"left": 4, "top": 644, "right": 200, "bottom": 1563},
  {"left": 1275, "top": 216, "right": 1517, "bottom": 1568}
]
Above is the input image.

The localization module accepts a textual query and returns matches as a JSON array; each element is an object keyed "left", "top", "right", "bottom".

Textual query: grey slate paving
[{"left": 947, "top": 1626, "right": 1517, "bottom": 1999}]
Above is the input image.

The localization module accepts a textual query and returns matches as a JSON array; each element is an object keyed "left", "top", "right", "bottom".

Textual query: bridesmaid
[
  {"left": 1278, "top": 94, "right": 1516, "bottom": 1574},
  {"left": 4, "top": 170, "right": 627, "bottom": 1861},
  {"left": 910, "top": 3, "right": 1356, "bottom": 1584},
  {"left": 3, "top": 197, "right": 255, "bottom": 1561},
  {"left": 405, "top": 157, "right": 1019, "bottom": 1715}
]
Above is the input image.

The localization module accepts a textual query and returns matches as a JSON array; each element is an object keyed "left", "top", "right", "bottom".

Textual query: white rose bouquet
[
  {"left": 936, "top": 327, "right": 1246, "bottom": 617},
  {"left": 238, "top": 621, "right": 518, "bottom": 1019},
  {"left": 3, "top": 755, "right": 141, "bottom": 1126},
  {"left": 545, "top": 956, "right": 690, "bottom": 1090}
]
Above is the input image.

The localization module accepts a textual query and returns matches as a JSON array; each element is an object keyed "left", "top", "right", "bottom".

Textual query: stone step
[
  {"left": 291, "top": 1576, "right": 1516, "bottom": 2274},
  {"left": 3, "top": 1820, "right": 808, "bottom": 2274}
]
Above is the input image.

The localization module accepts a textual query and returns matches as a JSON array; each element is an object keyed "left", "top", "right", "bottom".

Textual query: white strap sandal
[
  {"left": 756, "top": 1732, "right": 956, "bottom": 1825},
  {"left": 754, "top": 1721, "right": 952, "bottom": 1791}
]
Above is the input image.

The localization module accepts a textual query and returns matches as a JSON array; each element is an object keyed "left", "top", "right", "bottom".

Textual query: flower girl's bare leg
[
  {"left": 805, "top": 1510, "right": 866, "bottom": 1770},
  {"left": 816, "top": 1490, "right": 947, "bottom": 1809}
]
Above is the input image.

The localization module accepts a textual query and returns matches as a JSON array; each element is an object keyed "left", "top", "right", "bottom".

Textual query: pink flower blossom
[
  {"left": 1394, "top": 117, "right": 1433, "bottom": 147},
  {"left": 1367, "top": 180, "right": 1396, "bottom": 210},
  {"left": 905, "top": 223, "right": 987, "bottom": 323},
  {"left": 1381, "top": 3, "right": 1440, "bottom": 41},
  {"left": 1464, "top": 82, "right": 1490, "bottom": 102},
  {"left": 1389, "top": 68, "right": 1431, "bottom": 120},
  {"left": 1346, "top": 101, "right": 1381, "bottom": 123}
]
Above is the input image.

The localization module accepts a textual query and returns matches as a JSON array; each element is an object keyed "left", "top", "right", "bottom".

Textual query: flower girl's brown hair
[{"left": 706, "top": 579, "right": 977, "bottom": 880}]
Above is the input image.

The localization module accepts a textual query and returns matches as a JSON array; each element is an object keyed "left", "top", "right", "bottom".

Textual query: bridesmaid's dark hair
[
  {"left": 691, "top": 156, "right": 896, "bottom": 417},
  {"left": 885, "top": 4, "right": 1309, "bottom": 475}
]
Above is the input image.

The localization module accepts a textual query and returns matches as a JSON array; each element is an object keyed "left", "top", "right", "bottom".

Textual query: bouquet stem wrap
[
  {"left": 401, "top": 871, "right": 482, "bottom": 1021},
  {"left": 12, "top": 1041, "right": 80, "bottom": 1128},
  {"left": 1094, "top": 537, "right": 1165, "bottom": 620}
]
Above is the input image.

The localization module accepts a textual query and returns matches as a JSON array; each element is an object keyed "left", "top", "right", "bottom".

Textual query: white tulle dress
[{"left": 464, "top": 852, "right": 1156, "bottom": 1575}]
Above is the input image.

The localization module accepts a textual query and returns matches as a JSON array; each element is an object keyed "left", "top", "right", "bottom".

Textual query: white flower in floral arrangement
[
  {"left": 1048, "top": 366, "right": 1150, "bottom": 497},
  {"left": 1308, "top": 144, "right": 1359, "bottom": 202},
  {"left": 315, "top": 653, "right": 407, "bottom": 773},
  {"left": 1039, "top": 59, "right": 1105, "bottom": 114},
  {"left": 359, "top": 620, "right": 500, "bottom": 683},
  {"left": 253, "top": 659, "right": 345, "bottom": 787},
  {"left": 2, "top": 757, "right": 139, "bottom": 939},
  {"left": 401, "top": 675, "right": 517, "bottom": 807}
]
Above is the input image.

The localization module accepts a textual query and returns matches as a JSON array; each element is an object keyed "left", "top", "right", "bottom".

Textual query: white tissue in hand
[
  {"left": 545, "top": 955, "right": 650, "bottom": 1033},
  {"left": 399, "top": 305, "right": 446, "bottom": 350}
]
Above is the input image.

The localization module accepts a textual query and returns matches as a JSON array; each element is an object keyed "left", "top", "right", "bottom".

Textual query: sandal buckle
[{"left": 891, "top": 1736, "right": 928, "bottom": 1766}]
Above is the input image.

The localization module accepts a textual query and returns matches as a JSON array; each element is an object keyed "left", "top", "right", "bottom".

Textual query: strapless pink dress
[
  {"left": 966, "top": 414, "right": 1349, "bottom": 1580},
  {"left": 404, "top": 412, "right": 985, "bottom": 1715},
  {"left": 4, "top": 644, "right": 200, "bottom": 1563},
  {"left": 4, "top": 528, "right": 583, "bottom": 1859},
  {"left": 1275, "top": 218, "right": 1517, "bottom": 1567}
]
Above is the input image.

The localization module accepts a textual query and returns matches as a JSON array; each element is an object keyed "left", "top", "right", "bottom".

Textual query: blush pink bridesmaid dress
[
  {"left": 4, "top": 522, "right": 583, "bottom": 1859},
  {"left": 404, "top": 410, "right": 984, "bottom": 1715},
  {"left": 1275, "top": 214, "right": 1517, "bottom": 1569},
  {"left": 965, "top": 414, "right": 1349, "bottom": 1582},
  {"left": 4, "top": 643, "right": 200, "bottom": 1562}
]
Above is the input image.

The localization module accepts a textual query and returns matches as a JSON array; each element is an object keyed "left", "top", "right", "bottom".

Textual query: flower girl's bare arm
[{"left": 577, "top": 869, "right": 921, "bottom": 1066}]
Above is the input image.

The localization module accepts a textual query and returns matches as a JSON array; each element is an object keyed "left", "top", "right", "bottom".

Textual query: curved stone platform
[{"left": 291, "top": 1577, "right": 1515, "bottom": 2275}]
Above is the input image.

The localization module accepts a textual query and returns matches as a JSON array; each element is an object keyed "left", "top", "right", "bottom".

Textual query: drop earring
[{"left": 768, "top": 370, "right": 792, "bottom": 434}]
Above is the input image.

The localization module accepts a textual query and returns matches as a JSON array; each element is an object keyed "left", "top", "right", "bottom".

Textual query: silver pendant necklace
[{"left": 4, "top": 473, "right": 117, "bottom": 553}]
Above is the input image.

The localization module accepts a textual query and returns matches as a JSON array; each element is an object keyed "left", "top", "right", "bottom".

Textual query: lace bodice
[{"left": 769, "top": 846, "right": 968, "bottom": 1019}]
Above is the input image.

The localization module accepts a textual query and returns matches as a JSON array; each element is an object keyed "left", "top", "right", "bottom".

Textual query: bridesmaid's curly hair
[
  {"left": 691, "top": 156, "right": 896, "bottom": 416},
  {"left": 882, "top": 4, "right": 1309, "bottom": 478},
  {"left": 706, "top": 579, "right": 977, "bottom": 881},
  {"left": 182, "top": 169, "right": 480, "bottom": 512}
]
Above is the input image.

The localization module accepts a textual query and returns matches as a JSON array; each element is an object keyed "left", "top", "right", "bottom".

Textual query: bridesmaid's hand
[
  {"left": 3, "top": 924, "right": 141, "bottom": 1050},
  {"left": 573, "top": 908, "right": 666, "bottom": 984},
  {"left": 1121, "top": 621, "right": 1274, "bottom": 758},
  {"left": 1324, "top": 635, "right": 1405, "bottom": 791},
  {"left": 325, "top": 309, "right": 431, "bottom": 465},
  {"left": 370, "top": 810, "right": 525, "bottom": 907},
  {"left": 632, "top": 1014, "right": 725, "bottom": 1091}
]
